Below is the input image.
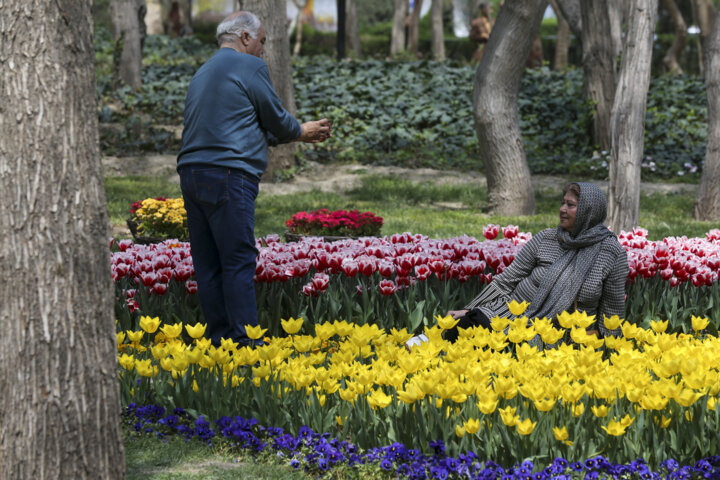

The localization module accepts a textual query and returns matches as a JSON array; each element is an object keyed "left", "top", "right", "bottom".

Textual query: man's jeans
[{"left": 179, "top": 165, "right": 259, "bottom": 346}]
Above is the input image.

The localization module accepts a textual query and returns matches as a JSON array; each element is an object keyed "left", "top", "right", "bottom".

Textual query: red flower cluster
[{"left": 286, "top": 209, "right": 383, "bottom": 237}]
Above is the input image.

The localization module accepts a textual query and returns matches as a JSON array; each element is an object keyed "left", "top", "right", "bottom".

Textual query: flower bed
[
  {"left": 117, "top": 312, "right": 720, "bottom": 469},
  {"left": 285, "top": 208, "right": 383, "bottom": 237},
  {"left": 124, "top": 403, "right": 720, "bottom": 479},
  {"left": 128, "top": 197, "right": 188, "bottom": 242},
  {"left": 111, "top": 227, "right": 720, "bottom": 336}
]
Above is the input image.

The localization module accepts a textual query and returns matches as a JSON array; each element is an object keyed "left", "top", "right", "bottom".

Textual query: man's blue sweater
[{"left": 177, "top": 48, "right": 301, "bottom": 179}]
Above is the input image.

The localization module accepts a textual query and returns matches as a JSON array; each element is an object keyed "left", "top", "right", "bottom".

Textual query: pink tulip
[
  {"left": 502, "top": 225, "right": 518, "bottom": 239},
  {"left": 378, "top": 280, "right": 397, "bottom": 296}
]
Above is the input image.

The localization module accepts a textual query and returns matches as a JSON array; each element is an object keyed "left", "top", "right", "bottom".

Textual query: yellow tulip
[
  {"left": 603, "top": 314, "right": 622, "bottom": 330},
  {"left": 160, "top": 322, "right": 183, "bottom": 339},
  {"left": 692, "top": 315, "right": 710, "bottom": 332},
  {"left": 499, "top": 406, "right": 519, "bottom": 427},
  {"left": 507, "top": 300, "right": 530, "bottom": 316},
  {"left": 135, "top": 358, "right": 156, "bottom": 377},
  {"left": 591, "top": 404, "right": 609, "bottom": 418},
  {"left": 367, "top": 388, "right": 392, "bottom": 410},
  {"left": 185, "top": 322, "right": 207, "bottom": 339},
  {"left": 116, "top": 331, "right": 126, "bottom": 348},
  {"left": 650, "top": 319, "right": 668, "bottom": 334},
  {"left": 477, "top": 396, "right": 498, "bottom": 415},
  {"left": 463, "top": 417, "right": 481, "bottom": 435},
  {"left": 139, "top": 315, "right": 161, "bottom": 334},
  {"left": 601, "top": 419, "right": 628, "bottom": 436},
  {"left": 125, "top": 329, "right": 143, "bottom": 343},
  {"left": 192, "top": 379, "right": 199, "bottom": 393},
  {"left": 553, "top": 426, "right": 571, "bottom": 443},
  {"left": 516, "top": 418, "right": 537, "bottom": 435},
  {"left": 455, "top": 424, "right": 466, "bottom": 438},
  {"left": 245, "top": 325, "right": 268, "bottom": 341},
  {"left": 281, "top": 317, "right": 304, "bottom": 335},
  {"left": 436, "top": 314, "right": 460, "bottom": 331},
  {"left": 490, "top": 316, "right": 510, "bottom": 332},
  {"left": 572, "top": 402, "right": 585, "bottom": 417},
  {"left": 118, "top": 353, "right": 135, "bottom": 370}
]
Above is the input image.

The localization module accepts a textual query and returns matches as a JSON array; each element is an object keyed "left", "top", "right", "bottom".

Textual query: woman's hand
[{"left": 446, "top": 309, "right": 468, "bottom": 319}]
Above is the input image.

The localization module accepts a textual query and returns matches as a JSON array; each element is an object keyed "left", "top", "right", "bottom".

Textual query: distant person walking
[
  {"left": 470, "top": 2, "right": 493, "bottom": 63},
  {"left": 177, "top": 11, "right": 331, "bottom": 346}
]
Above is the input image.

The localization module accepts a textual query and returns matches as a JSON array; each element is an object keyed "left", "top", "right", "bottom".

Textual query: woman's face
[{"left": 559, "top": 191, "right": 578, "bottom": 232}]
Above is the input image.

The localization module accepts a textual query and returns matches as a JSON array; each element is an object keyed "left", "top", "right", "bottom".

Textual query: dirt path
[{"left": 102, "top": 155, "right": 697, "bottom": 197}]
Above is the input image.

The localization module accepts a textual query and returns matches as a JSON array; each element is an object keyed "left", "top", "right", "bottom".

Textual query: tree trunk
[
  {"left": 337, "top": 0, "right": 347, "bottom": 59},
  {"left": 580, "top": 0, "right": 617, "bottom": 151},
  {"left": 244, "top": 0, "right": 298, "bottom": 182},
  {"left": 550, "top": 0, "right": 570, "bottom": 69},
  {"left": 662, "top": 0, "right": 687, "bottom": 74},
  {"left": 608, "top": 0, "right": 624, "bottom": 61},
  {"left": 110, "top": 0, "right": 144, "bottom": 88},
  {"left": 473, "top": 0, "right": 546, "bottom": 216},
  {"left": 345, "top": 0, "right": 361, "bottom": 58},
  {"left": 607, "top": 0, "right": 658, "bottom": 232},
  {"left": 430, "top": 0, "right": 445, "bottom": 60},
  {"left": 554, "top": 0, "right": 582, "bottom": 38},
  {"left": 694, "top": 6, "right": 720, "bottom": 220},
  {"left": 0, "top": 1, "right": 125, "bottom": 478},
  {"left": 408, "top": 0, "right": 424, "bottom": 56},
  {"left": 391, "top": 0, "right": 408, "bottom": 56}
]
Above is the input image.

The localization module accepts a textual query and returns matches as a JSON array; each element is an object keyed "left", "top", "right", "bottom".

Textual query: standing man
[{"left": 178, "top": 11, "right": 331, "bottom": 346}]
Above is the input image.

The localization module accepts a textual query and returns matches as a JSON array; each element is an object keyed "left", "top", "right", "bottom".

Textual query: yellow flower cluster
[
  {"left": 117, "top": 312, "right": 720, "bottom": 448},
  {"left": 134, "top": 197, "right": 187, "bottom": 240}
]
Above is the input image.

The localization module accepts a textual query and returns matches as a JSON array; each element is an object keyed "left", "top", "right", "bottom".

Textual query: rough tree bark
[
  {"left": 580, "top": 0, "right": 617, "bottom": 151},
  {"left": 391, "top": 0, "right": 409, "bottom": 55},
  {"left": 110, "top": 0, "right": 144, "bottom": 88},
  {"left": 554, "top": 0, "right": 582, "bottom": 38},
  {"left": 345, "top": 0, "right": 362, "bottom": 58},
  {"left": 662, "top": 0, "right": 687, "bottom": 74},
  {"left": 430, "top": 0, "right": 445, "bottom": 61},
  {"left": 550, "top": 0, "right": 570, "bottom": 69},
  {"left": 473, "top": 0, "right": 547, "bottom": 216},
  {"left": 292, "top": 0, "right": 306, "bottom": 57},
  {"left": 694, "top": 6, "right": 720, "bottom": 220},
  {"left": 0, "top": 1, "right": 125, "bottom": 479},
  {"left": 607, "top": 0, "right": 658, "bottom": 232},
  {"left": 408, "top": 0, "right": 424, "bottom": 56},
  {"left": 244, "top": 0, "right": 298, "bottom": 181}
]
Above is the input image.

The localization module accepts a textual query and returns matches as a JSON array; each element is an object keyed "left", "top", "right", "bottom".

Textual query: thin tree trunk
[
  {"left": 580, "top": 0, "right": 617, "bottom": 151},
  {"left": 292, "top": 0, "right": 306, "bottom": 57},
  {"left": 391, "top": 0, "right": 408, "bottom": 56},
  {"left": 244, "top": 0, "right": 298, "bottom": 181},
  {"left": 662, "top": 0, "right": 687, "bottom": 74},
  {"left": 0, "top": 1, "right": 125, "bottom": 478},
  {"left": 554, "top": 0, "right": 582, "bottom": 38},
  {"left": 337, "top": 0, "right": 346, "bottom": 59},
  {"left": 345, "top": 0, "right": 361, "bottom": 58},
  {"left": 473, "top": 0, "right": 547, "bottom": 216},
  {"left": 607, "top": 0, "right": 658, "bottom": 232},
  {"left": 110, "top": 0, "right": 144, "bottom": 88},
  {"left": 694, "top": 6, "right": 720, "bottom": 220},
  {"left": 608, "top": 0, "right": 624, "bottom": 61},
  {"left": 430, "top": 0, "right": 445, "bottom": 60},
  {"left": 408, "top": 0, "right": 424, "bottom": 56},
  {"left": 550, "top": 0, "right": 570, "bottom": 69}
]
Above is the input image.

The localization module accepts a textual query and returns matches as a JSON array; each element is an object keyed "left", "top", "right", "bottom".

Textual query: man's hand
[
  {"left": 297, "top": 118, "right": 332, "bottom": 143},
  {"left": 446, "top": 309, "right": 468, "bottom": 319}
]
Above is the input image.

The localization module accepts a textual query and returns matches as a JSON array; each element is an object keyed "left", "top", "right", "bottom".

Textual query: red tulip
[
  {"left": 341, "top": 260, "right": 359, "bottom": 277},
  {"left": 358, "top": 256, "right": 376, "bottom": 277},
  {"left": 378, "top": 279, "right": 397, "bottom": 296},
  {"left": 152, "top": 283, "right": 168, "bottom": 296},
  {"left": 414, "top": 264, "right": 431, "bottom": 281},
  {"left": 482, "top": 224, "right": 499, "bottom": 240},
  {"left": 185, "top": 280, "right": 197, "bottom": 294},
  {"left": 312, "top": 273, "right": 330, "bottom": 291},
  {"left": 502, "top": 225, "right": 518, "bottom": 239}
]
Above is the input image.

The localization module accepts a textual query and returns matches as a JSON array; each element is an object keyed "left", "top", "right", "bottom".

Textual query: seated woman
[{"left": 442, "top": 182, "right": 628, "bottom": 343}]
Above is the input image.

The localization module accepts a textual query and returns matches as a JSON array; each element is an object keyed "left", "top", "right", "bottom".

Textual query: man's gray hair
[{"left": 216, "top": 11, "right": 261, "bottom": 45}]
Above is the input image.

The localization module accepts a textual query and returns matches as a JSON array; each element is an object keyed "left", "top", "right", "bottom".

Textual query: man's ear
[{"left": 240, "top": 31, "right": 251, "bottom": 46}]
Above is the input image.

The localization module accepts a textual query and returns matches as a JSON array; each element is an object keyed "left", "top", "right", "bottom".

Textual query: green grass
[
  {"left": 105, "top": 176, "right": 182, "bottom": 226},
  {"left": 125, "top": 433, "right": 309, "bottom": 479},
  {"left": 105, "top": 172, "right": 714, "bottom": 241}
]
